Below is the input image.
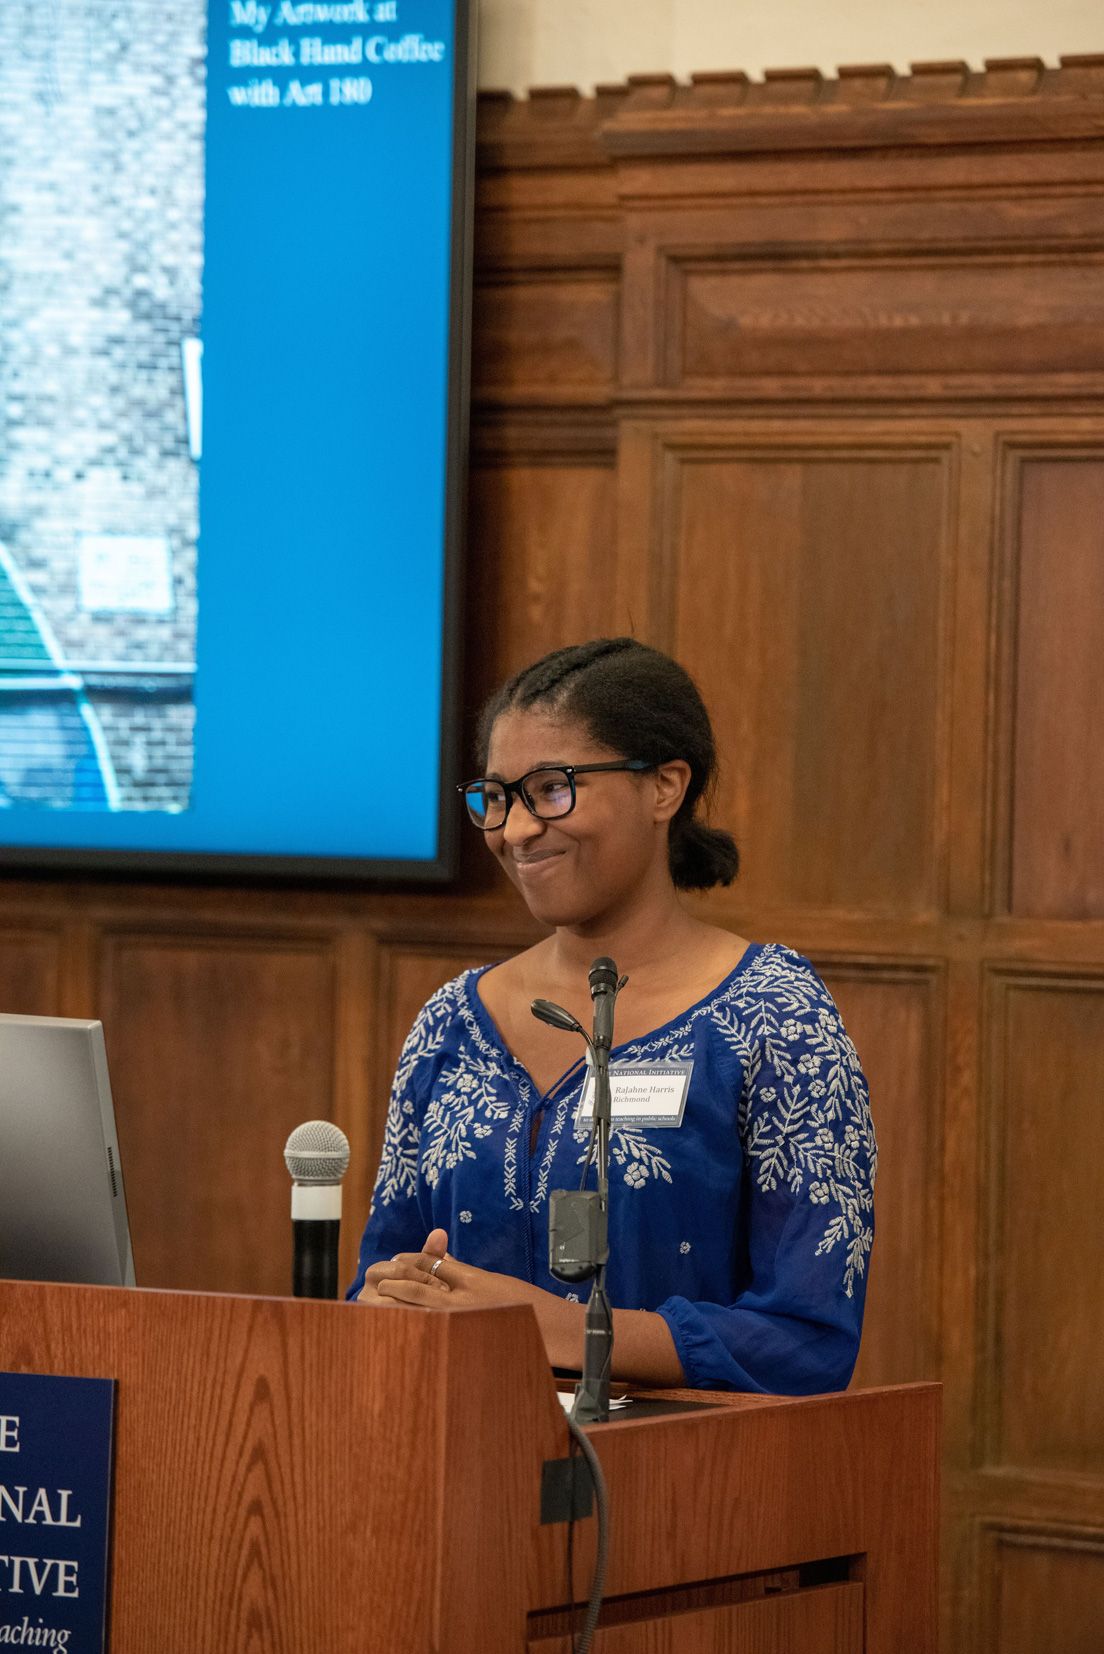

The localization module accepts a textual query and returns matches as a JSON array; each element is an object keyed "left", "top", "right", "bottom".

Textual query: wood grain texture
[
  {"left": 982, "top": 1525, "right": 1104, "bottom": 1654},
  {"left": 467, "top": 463, "right": 618, "bottom": 705},
  {"left": 1009, "top": 456, "right": 1104, "bottom": 919},
  {"left": 985, "top": 974, "right": 1104, "bottom": 1474},
  {"left": 0, "top": 926, "right": 59, "bottom": 1015},
  {"left": 4, "top": 66, "right": 1104, "bottom": 1654},
  {"left": 675, "top": 260, "right": 1104, "bottom": 384},
  {"left": 98, "top": 933, "right": 338, "bottom": 1296},
  {"left": 0, "top": 1284, "right": 565, "bottom": 1654},
  {"left": 480, "top": 60, "right": 1104, "bottom": 171},
  {"left": 665, "top": 445, "right": 948, "bottom": 913},
  {"left": 473, "top": 275, "right": 619, "bottom": 394},
  {"left": 0, "top": 1284, "right": 937, "bottom": 1654},
  {"left": 819, "top": 965, "right": 942, "bottom": 1388},
  {"left": 530, "top": 1583, "right": 864, "bottom": 1653},
  {"left": 436, "top": 1302, "right": 566, "bottom": 1652},
  {"left": 595, "top": 59, "right": 1104, "bottom": 160},
  {"left": 529, "top": 1561, "right": 816, "bottom": 1643},
  {"left": 531, "top": 1383, "right": 940, "bottom": 1654}
]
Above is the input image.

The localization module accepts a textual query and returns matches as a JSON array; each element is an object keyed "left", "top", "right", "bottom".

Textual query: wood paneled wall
[{"left": 4, "top": 53, "right": 1104, "bottom": 1654}]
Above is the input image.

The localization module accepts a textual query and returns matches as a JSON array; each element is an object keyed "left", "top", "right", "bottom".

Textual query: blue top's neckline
[{"left": 465, "top": 941, "right": 766, "bottom": 1099}]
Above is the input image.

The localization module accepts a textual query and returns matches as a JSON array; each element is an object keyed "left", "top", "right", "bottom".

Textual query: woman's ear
[{"left": 652, "top": 760, "right": 692, "bottom": 823}]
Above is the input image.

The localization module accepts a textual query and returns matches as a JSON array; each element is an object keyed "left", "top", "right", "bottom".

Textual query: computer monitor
[{"left": 0, "top": 1014, "right": 135, "bottom": 1288}]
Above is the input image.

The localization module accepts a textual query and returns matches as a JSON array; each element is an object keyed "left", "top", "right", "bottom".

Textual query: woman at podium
[{"left": 350, "top": 639, "right": 876, "bottom": 1394}]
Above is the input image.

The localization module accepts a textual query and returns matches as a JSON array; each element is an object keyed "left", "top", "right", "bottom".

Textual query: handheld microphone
[{"left": 284, "top": 1120, "right": 351, "bottom": 1300}]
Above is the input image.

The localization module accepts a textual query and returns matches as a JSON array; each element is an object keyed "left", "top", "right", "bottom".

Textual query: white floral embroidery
[
  {"left": 371, "top": 980, "right": 457, "bottom": 1206},
  {"left": 714, "top": 948, "right": 877, "bottom": 1298},
  {"left": 459, "top": 1211, "right": 472, "bottom": 1223},
  {"left": 680, "top": 1241, "right": 691, "bottom": 1254},
  {"left": 595, "top": 944, "right": 875, "bottom": 1297},
  {"left": 372, "top": 948, "right": 877, "bottom": 1307},
  {"left": 503, "top": 1105, "right": 526, "bottom": 1212},
  {"left": 571, "top": 1116, "right": 674, "bottom": 1191},
  {"left": 422, "top": 1052, "right": 512, "bottom": 1189},
  {"left": 373, "top": 971, "right": 542, "bottom": 1213},
  {"left": 613, "top": 1128, "right": 672, "bottom": 1188},
  {"left": 532, "top": 1095, "right": 571, "bottom": 1211}
]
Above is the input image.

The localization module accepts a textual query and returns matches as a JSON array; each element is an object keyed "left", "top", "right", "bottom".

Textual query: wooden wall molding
[
  {"left": 994, "top": 444, "right": 1104, "bottom": 921},
  {"left": 472, "top": 265, "right": 621, "bottom": 405},
  {"left": 470, "top": 412, "right": 617, "bottom": 466},
  {"left": 474, "top": 63, "right": 1104, "bottom": 421},
  {"left": 5, "top": 61, "right": 1104, "bottom": 1653},
  {"left": 980, "top": 967, "right": 1104, "bottom": 1487},
  {"left": 611, "top": 418, "right": 958, "bottom": 918},
  {"left": 468, "top": 85, "right": 1104, "bottom": 1650},
  {"left": 978, "top": 1520, "right": 1104, "bottom": 1654},
  {"left": 477, "top": 56, "right": 1104, "bottom": 170},
  {"left": 657, "top": 248, "right": 1104, "bottom": 397}
]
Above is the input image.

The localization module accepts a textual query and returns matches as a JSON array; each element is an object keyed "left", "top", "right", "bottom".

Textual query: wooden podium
[{"left": 0, "top": 1282, "right": 938, "bottom": 1653}]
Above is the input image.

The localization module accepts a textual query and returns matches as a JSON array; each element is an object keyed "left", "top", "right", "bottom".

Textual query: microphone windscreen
[
  {"left": 589, "top": 957, "right": 618, "bottom": 997},
  {"left": 284, "top": 1119, "right": 351, "bottom": 1184}
]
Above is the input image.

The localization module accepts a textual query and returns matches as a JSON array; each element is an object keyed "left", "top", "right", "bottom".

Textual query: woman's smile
[{"left": 510, "top": 844, "right": 567, "bottom": 877}]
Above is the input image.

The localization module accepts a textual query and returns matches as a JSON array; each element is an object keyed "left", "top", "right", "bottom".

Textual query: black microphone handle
[
  {"left": 293, "top": 1218, "right": 340, "bottom": 1299},
  {"left": 589, "top": 956, "right": 618, "bottom": 1052}
]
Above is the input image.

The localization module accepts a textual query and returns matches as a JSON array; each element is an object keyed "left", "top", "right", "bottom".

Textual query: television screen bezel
[{"left": 0, "top": 0, "right": 475, "bottom": 887}]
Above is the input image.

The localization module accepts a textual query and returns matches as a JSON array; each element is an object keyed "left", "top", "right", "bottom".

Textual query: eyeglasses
[{"left": 458, "top": 760, "right": 652, "bottom": 831}]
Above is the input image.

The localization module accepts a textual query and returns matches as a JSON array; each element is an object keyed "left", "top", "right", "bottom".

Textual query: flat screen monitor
[
  {"left": 0, "top": 0, "right": 473, "bottom": 880},
  {"left": 0, "top": 1014, "right": 135, "bottom": 1289}
]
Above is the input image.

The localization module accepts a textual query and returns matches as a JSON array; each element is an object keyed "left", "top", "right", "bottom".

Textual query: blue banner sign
[{"left": 0, "top": 1374, "right": 115, "bottom": 1651}]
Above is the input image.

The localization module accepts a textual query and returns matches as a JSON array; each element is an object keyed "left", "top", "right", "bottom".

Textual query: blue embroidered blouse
[{"left": 349, "top": 943, "right": 876, "bottom": 1395}]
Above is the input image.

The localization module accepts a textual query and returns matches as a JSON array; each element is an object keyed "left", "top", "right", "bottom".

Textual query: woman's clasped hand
[
  {"left": 357, "top": 1222, "right": 687, "bottom": 1383},
  {"left": 358, "top": 1226, "right": 538, "bottom": 1312}
]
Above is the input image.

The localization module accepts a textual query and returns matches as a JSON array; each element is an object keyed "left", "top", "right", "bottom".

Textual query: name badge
[{"left": 577, "top": 1062, "right": 693, "bottom": 1128}]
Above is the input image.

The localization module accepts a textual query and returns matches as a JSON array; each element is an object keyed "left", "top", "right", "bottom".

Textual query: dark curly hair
[{"left": 477, "top": 638, "right": 738, "bottom": 892}]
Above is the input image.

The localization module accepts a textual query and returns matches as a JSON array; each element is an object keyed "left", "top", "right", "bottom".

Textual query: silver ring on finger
[{"left": 429, "top": 1258, "right": 445, "bottom": 1278}]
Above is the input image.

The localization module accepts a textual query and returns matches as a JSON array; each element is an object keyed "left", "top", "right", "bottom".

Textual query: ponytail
[{"left": 668, "top": 818, "right": 740, "bottom": 892}]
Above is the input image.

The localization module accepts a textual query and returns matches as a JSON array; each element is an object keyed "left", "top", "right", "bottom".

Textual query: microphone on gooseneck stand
[
  {"left": 534, "top": 956, "right": 626, "bottom": 1426},
  {"left": 588, "top": 957, "right": 618, "bottom": 1053},
  {"left": 283, "top": 1120, "right": 351, "bottom": 1300},
  {"left": 577, "top": 957, "right": 618, "bottom": 1423},
  {"left": 534, "top": 963, "right": 624, "bottom": 1654}
]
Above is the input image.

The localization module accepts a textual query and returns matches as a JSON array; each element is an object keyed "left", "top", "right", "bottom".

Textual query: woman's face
[{"left": 481, "top": 706, "right": 690, "bottom": 929}]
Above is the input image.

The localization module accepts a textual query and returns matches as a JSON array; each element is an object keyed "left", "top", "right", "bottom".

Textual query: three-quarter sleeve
[
  {"left": 655, "top": 996, "right": 877, "bottom": 1394},
  {"left": 345, "top": 993, "right": 447, "bottom": 1300}
]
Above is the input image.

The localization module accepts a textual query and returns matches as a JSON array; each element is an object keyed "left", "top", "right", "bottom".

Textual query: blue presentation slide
[{"left": 0, "top": 0, "right": 460, "bottom": 866}]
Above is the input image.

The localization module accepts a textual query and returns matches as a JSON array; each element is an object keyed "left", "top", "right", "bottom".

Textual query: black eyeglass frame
[{"left": 457, "top": 759, "right": 653, "bottom": 830}]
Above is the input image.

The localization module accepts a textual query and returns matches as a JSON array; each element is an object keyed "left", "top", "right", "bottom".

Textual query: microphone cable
[
  {"left": 578, "top": 1116, "right": 598, "bottom": 1191},
  {"left": 564, "top": 1414, "right": 610, "bottom": 1654}
]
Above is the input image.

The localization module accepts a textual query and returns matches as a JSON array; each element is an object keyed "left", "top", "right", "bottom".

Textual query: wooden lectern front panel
[
  {"left": 0, "top": 1282, "right": 938, "bottom": 1654},
  {"left": 532, "top": 1384, "right": 939, "bottom": 1654},
  {"left": 0, "top": 1281, "right": 564, "bottom": 1654}
]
